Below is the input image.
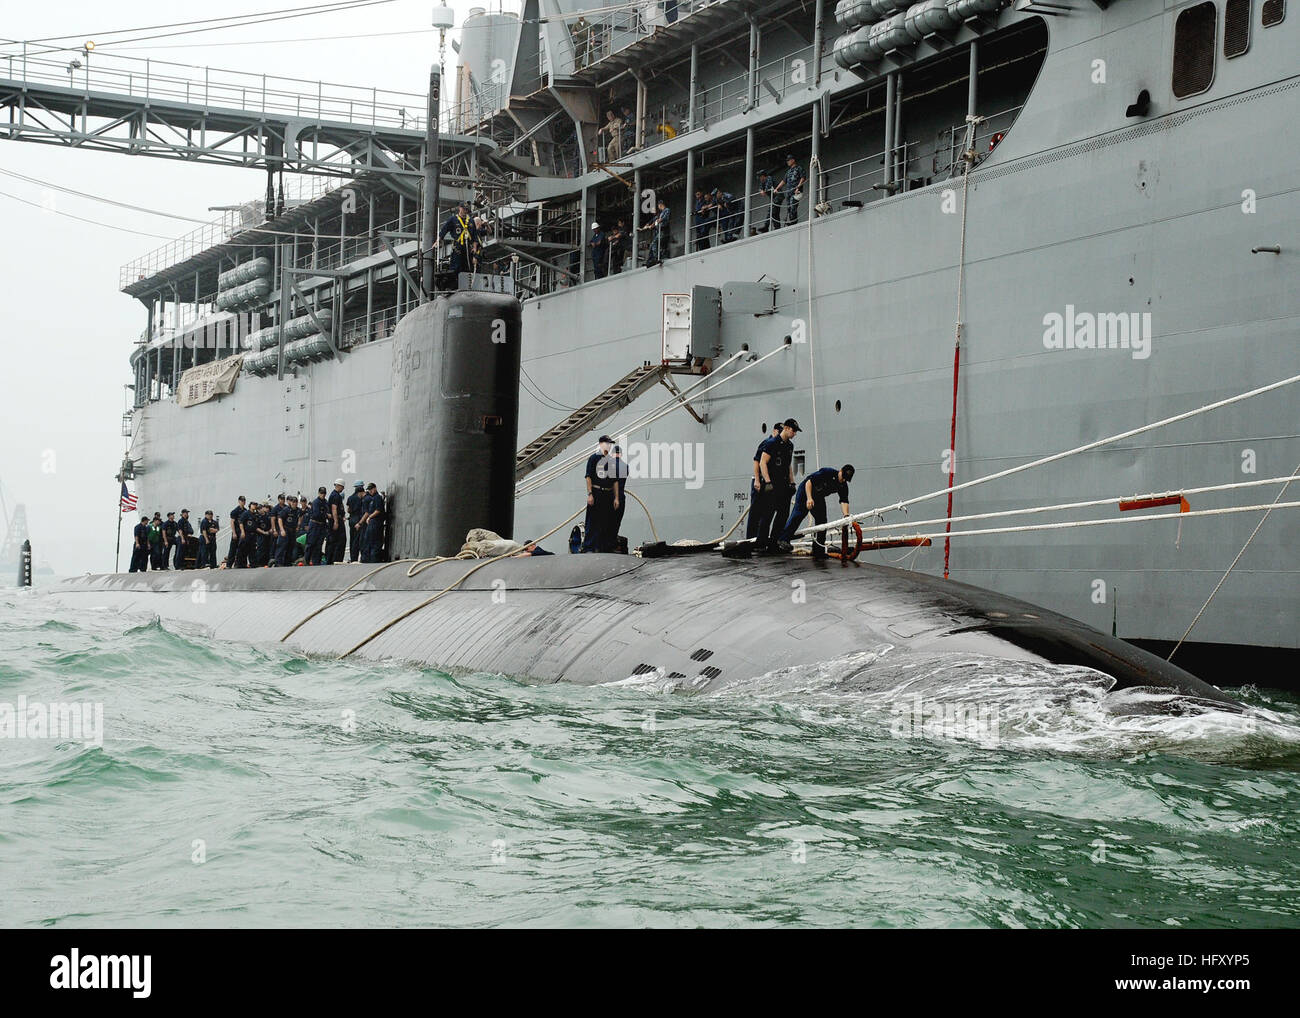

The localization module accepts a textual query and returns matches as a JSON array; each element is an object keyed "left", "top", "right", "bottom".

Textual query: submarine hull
[{"left": 42, "top": 555, "right": 1236, "bottom": 706}]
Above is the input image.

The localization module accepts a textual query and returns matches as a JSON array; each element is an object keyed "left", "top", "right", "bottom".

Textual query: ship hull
[
  {"left": 42, "top": 555, "right": 1238, "bottom": 707},
  {"left": 123, "top": 12, "right": 1300, "bottom": 655}
]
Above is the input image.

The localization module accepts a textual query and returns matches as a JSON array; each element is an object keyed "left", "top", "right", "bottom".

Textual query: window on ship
[
  {"left": 1172, "top": 2, "right": 1218, "bottom": 99},
  {"left": 1225, "top": 0, "right": 1252, "bottom": 56},
  {"left": 1262, "top": 0, "right": 1285, "bottom": 25}
]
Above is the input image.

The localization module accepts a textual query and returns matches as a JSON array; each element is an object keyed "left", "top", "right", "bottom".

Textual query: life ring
[{"left": 827, "top": 521, "right": 863, "bottom": 561}]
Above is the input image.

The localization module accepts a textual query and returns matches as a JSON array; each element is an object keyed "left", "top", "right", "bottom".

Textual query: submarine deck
[{"left": 44, "top": 554, "right": 1237, "bottom": 706}]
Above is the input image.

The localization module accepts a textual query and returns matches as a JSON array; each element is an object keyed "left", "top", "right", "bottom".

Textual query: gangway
[{"left": 516, "top": 363, "right": 676, "bottom": 481}]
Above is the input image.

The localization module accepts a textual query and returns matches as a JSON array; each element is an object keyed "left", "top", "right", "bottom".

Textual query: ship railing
[
  {"left": 573, "top": 1, "right": 722, "bottom": 71},
  {"left": 693, "top": 44, "right": 818, "bottom": 132},
  {"left": 119, "top": 175, "right": 354, "bottom": 288},
  {"left": 573, "top": 12, "right": 643, "bottom": 70},
  {"left": 935, "top": 102, "right": 1025, "bottom": 178},
  {"left": 340, "top": 305, "right": 401, "bottom": 349},
  {"left": 2, "top": 44, "right": 427, "bottom": 129}
]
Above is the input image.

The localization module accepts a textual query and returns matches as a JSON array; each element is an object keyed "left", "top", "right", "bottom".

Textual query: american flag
[{"left": 119, "top": 481, "right": 138, "bottom": 513}]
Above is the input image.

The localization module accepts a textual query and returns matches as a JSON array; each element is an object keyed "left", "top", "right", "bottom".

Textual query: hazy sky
[{"left": 0, "top": 1, "right": 511, "bottom": 574}]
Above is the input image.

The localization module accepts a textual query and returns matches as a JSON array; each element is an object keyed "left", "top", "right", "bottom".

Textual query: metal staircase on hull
[{"left": 515, "top": 363, "right": 672, "bottom": 481}]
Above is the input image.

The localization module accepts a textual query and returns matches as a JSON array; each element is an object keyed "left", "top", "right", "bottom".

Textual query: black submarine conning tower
[
  {"left": 386, "top": 61, "right": 523, "bottom": 560},
  {"left": 387, "top": 292, "right": 523, "bottom": 560}
]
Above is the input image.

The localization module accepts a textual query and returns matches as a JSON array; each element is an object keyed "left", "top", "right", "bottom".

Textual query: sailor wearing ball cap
[
  {"left": 773, "top": 153, "right": 805, "bottom": 228},
  {"left": 327, "top": 479, "right": 347, "bottom": 563},
  {"left": 347, "top": 481, "right": 366, "bottom": 562},
  {"left": 305, "top": 486, "right": 330, "bottom": 565},
  {"left": 753, "top": 418, "right": 800, "bottom": 552},
  {"left": 582, "top": 434, "right": 620, "bottom": 552}
]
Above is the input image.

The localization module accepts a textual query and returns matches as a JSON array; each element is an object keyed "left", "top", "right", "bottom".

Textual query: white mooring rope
[
  {"left": 796, "top": 370, "right": 1300, "bottom": 538},
  {"left": 1166, "top": 462, "right": 1300, "bottom": 662}
]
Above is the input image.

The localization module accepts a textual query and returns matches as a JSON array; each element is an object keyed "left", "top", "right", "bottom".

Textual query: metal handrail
[
  {"left": 119, "top": 175, "right": 353, "bottom": 288},
  {"left": 2, "top": 44, "right": 425, "bottom": 128},
  {"left": 2, "top": 42, "right": 504, "bottom": 138}
]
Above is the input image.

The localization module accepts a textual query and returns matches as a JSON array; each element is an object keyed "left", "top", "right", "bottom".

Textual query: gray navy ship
[{"left": 8, "top": 0, "right": 1296, "bottom": 676}]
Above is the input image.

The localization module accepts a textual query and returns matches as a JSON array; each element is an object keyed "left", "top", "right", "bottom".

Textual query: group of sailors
[
  {"left": 127, "top": 480, "right": 388, "bottom": 572},
  {"left": 692, "top": 187, "right": 741, "bottom": 249},
  {"left": 745, "top": 418, "right": 854, "bottom": 559},
  {"left": 756, "top": 155, "right": 807, "bottom": 231},
  {"left": 438, "top": 148, "right": 807, "bottom": 287},
  {"left": 576, "top": 424, "right": 854, "bottom": 559},
  {"left": 588, "top": 152, "right": 807, "bottom": 277}
]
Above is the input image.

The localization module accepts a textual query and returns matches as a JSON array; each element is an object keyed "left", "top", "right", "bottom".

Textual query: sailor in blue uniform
[
  {"left": 756, "top": 169, "right": 777, "bottom": 232},
  {"left": 746, "top": 420, "right": 784, "bottom": 540},
  {"left": 711, "top": 187, "right": 739, "bottom": 242},
  {"left": 270, "top": 494, "right": 288, "bottom": 566},
  {"left": 147, "top": 513, "right": 165, "bottom": 570},
  {"left": 346, "top": 481, "right": 365, "bottom": 561},
  {"left": 327, "top": 480, "right": 346, "bottom": 564},
  {"left": 620, "top": 105, "right": 635, "bottom": 157},
  {"left": 439, "top": 201, "right": 480, "bottom": 276},
  {"left": 589, "top": 222, "right": 609, "bottom": 279},
  {"left": 304, "top": 487, "right": 330, "bottom": 566},
  {"left": 641, "top": 200, "right": 670, "bottom": 265},
  {"left": 693, "top": 189, "right": 714, "bottom": 251},
  {"left": 175, "top": 509, "right": 194, "bottom": 569},
  {"left": 282, "top": 496, "right": 301, "bottom": 565},
  {"left": 129, "top": 514, "right": 150, "bottom": 572},
  {"left": 779, "top": 464, "right": 855, "bottom": 559},
  {"left": 360, "top": 482, "right": 385, "bottom": 562},
  {"left": 224, "top": 496, "right": 246, "bottom": 568},
  {"left": 254, "top": 501, "right": 273, "bottom": 566},
  {"left": 772, "top": 153, "right": 805, "bottom": 228},
  {"left": 160, "top": 512, "right": 177, "bottom": 570},
  {"left": 753, "top": 419, "right": 799, "bottom": 551},
  {"left": 609, "top": 444, "right": 630, "bottom": 551},
  {"left": 235, "top": 501, "right": 258, "bottom": 568},
  {"left": 199, "top": 510, "right": 220, "bottom": 569},
  {"left": 582, "top": 435, "right": 620, "bottom": 552}
]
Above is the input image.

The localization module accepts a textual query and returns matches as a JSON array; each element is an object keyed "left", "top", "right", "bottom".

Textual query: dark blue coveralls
[
  {"left": 609, "top": 453, "right": 630, "bottom": 549},
  {"left": 362, "top": 492, "right": 386, "bottom": 563},
  {"left": 746, "top": 426, "right": 782, "bottom": 540},
  {"left": 713, "top": 189, "right": 739, "bottom": 241},
  {"left": 253, "top": 508, "right": 272, "bottom": 566},
  {"left": 270, "top": 501, "right": 288, "bottom": 566},
  {"left": 160, "top": 517, "right": 177, "bottom": 570},
  {"left": 582, "top": 451, "right": 618, "bottom": 552},
  {"left": 590, "top": 227, "right": 609, "bottom": 279},
  {"left": 175, "top": 515, "right": 194, "bottom": 569},
  {"left": 326, "top": 488, "right": 346, "bottom": 563},
  {"left": 304, "top": 496, "right": 330, "bottom": 566},
  {"left": 235, "top": 507, "right": 258, "bottom": 568},
  {"left": 129, "top": 521, "right": 150, "bottom": 572},
  {"left": 280, "top": 504, "right": 300, "bottom": 565},
  {"left": 752, "top": 434, "right": 794, "bottom": 551},
  {"left": 781, "top": 468, "right": 850, "bottom": 558},
  {"left": 346, "top": 489, "right": 364, "bottom": 561},
  {"left": 694, "top": 194, "right": 714, "bottom": 250},
  {"left": 224, "top": 504, "right": 244, "bottom": 567},
  {"left": 199, "top": 517, "right": 219, "bottom": 569}
]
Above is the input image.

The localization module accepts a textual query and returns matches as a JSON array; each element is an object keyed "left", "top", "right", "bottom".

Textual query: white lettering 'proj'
[{"left": 49, "top": 950, "right": 151, "bottom": 999}]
